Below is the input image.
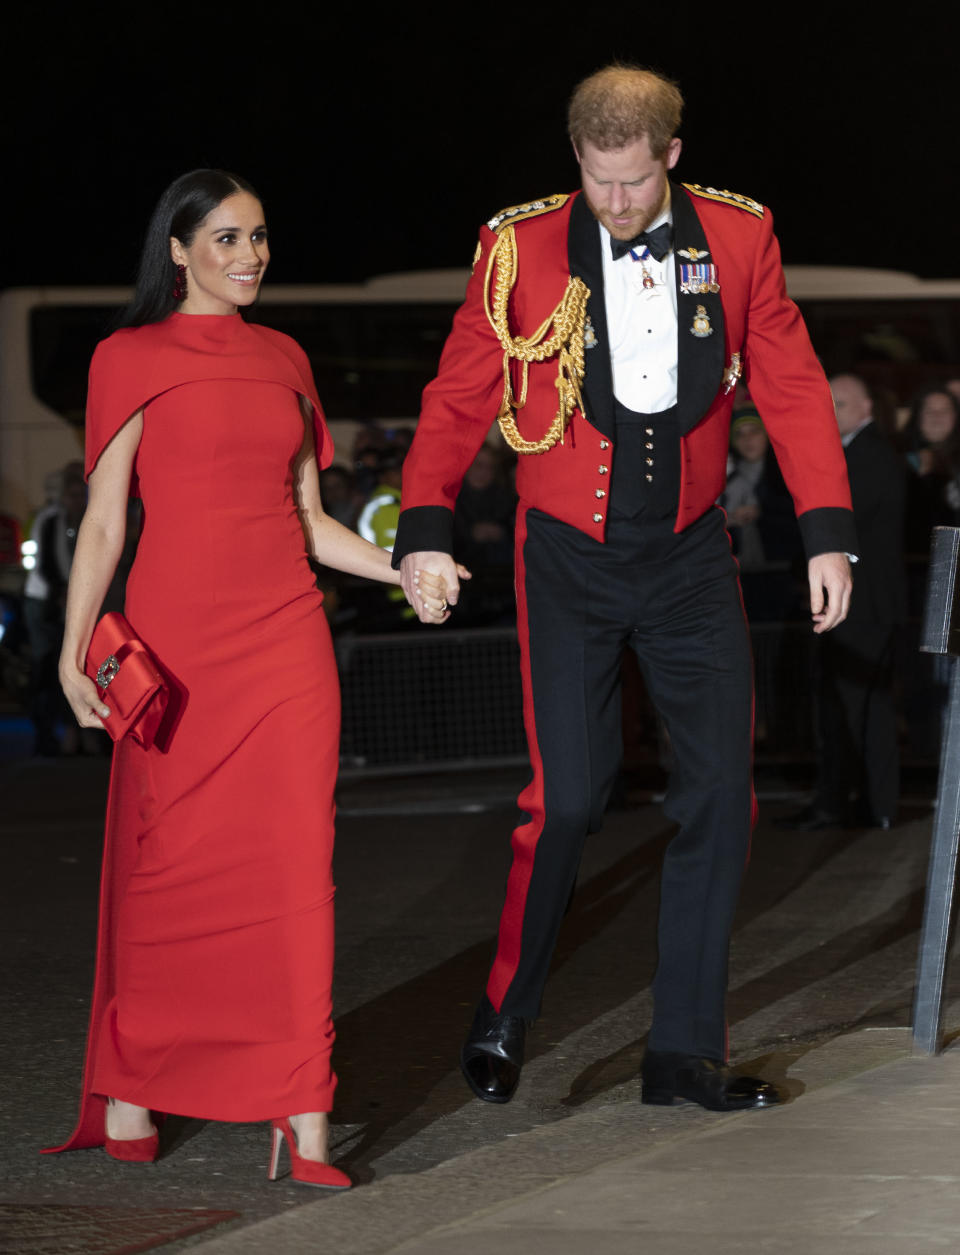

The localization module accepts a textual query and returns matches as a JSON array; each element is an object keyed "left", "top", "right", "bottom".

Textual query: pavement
[
  {"left": 186, "top": 1029, "right": 960, "bottom": 1255},
  {"left": 4, "top": 745, "right": 960, "bottom": 1254}
]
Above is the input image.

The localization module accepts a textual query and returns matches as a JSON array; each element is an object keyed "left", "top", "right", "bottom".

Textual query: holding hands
[{"left": 401, "top": 552, "right": 471, "bottom": 624}]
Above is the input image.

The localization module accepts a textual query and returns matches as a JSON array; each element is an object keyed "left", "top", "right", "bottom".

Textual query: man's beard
[{"left": 581, "top": 191, "right": 664, "bottom": 241}]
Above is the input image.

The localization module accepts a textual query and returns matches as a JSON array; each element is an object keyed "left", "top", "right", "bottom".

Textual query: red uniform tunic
[{"left": 397, "top": 186, "right": 852, "bottom": 558}]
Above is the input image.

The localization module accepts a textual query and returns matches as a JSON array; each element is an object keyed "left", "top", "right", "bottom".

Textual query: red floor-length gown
[{"left": 48, "top": 312, "right": 340, "bottom": 1151}]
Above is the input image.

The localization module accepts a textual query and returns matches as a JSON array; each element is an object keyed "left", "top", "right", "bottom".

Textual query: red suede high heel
[
  {"left": 104, "top": 1100, "right": 160, "bottom": 1162},
  {"left": 104, "top": 1130, "right": 159, "bottom": 1162},
  {"left": 268, "top": 1117, "right": 351, "bottom": 1189}
]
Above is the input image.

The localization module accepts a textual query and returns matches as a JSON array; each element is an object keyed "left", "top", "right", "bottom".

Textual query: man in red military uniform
[{"left": 394, "top": 66, "right": 855, "bottom": 1111}]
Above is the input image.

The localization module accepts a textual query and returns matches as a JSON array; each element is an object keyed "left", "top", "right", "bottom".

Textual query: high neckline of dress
[
  {"left": 170, "top": 311, "right": 243, "bottom": 322},
  {"left": 167, "top": 311, "right": 250, "bottom": 340}
]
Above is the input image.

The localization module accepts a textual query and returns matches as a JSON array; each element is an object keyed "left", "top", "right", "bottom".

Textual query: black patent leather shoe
[
  {"left": 641, "top": 1051, "right": 781, "bottom": 1111},
  {"left": 460, "top": 996, "right": 526, "bottom": 1104}
]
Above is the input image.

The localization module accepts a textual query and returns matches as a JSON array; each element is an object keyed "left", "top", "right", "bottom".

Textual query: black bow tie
[{"left": 610, "top": 222, "right": 673, "bottom": 262}]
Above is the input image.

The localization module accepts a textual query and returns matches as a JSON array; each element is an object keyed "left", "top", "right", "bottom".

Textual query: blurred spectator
[
  {"left": 900, "top": 386, "right": 960, "bottom": 758},
  {"left": 902, "top": 386, "right": 960, "bottom": 556},
  {"left": 869, "top": 382, "right": 903, "bottom": 446},
  {"left": 354, "top": 443, "right": 415, "bottom": 629},
  {"left": 385, "top": 425, "right": 414, "bottom": 456},
  {"left": 453, "top": 443, "right": 517, "bottom": 625},
  {"left": 723, "top": 411, "right": 767, "bottom": 568},
  {"left": 357, "top": 444, "right": 404, "bottom": 551},
  {"left": 720, "top": 405, "right": 802, "bottom": 620},
  {"left": 351, "top": 424, "right": 388, "bottom": 499},
  {"left": 453, "top": 444, "right": 515, "bottom": 567},
  {"left": 779, "top": 374, "right": 906, "bottom": 830},
  {"left": 23, "top": 462, "right": 93, "bottom": 756},
  {"left": 319, "top": 465, "right": 356, "bottom": 528}
]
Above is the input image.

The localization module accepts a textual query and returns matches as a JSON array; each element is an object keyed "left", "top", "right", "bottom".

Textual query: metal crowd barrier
[
  {"left": 336, "top": 626, "right": 527, "bottom": 776},
  {"left": 334, "top": 620, "right": 820, "bottom": 777}
]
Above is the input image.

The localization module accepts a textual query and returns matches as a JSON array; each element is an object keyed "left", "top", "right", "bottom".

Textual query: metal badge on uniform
[
  {"left": 679, "top": 247, "right": 710, "bottom": 261},
  {"left": 723, "top": 352, "right": 742, "bottom": 393},
  {"left": 690, "top": 305, "right": 713, "bottom": 338},
  {"left": 679, "top": 263, "right": 720, "bottom": 295},
  {"left": 584, "top": 315, "right": 598, "bottom": 349},
  {"left": 628, "top": 246, "right": 662, "bottom": 298}
]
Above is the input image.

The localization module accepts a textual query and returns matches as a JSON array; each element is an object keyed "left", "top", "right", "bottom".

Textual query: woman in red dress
[{"left": 51, "top": 170, "right": 451, "bottom": 1186}]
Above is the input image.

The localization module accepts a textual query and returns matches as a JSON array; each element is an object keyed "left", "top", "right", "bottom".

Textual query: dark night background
[{"left": 3, "top": 8, "right": 956, "bottom": 291}]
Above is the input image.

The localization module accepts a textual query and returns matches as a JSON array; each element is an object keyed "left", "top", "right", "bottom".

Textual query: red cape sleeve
[
  {"left": 259, "top": 329, "right": 332, "bottom": 469},
  {"left": 83, "top": 331, "right": 153, "bottom": 494},
  {"left": 295, "top": 346, "right": 332, "bottom": 470}
]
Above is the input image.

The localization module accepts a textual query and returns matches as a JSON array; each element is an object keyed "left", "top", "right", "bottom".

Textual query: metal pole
[
  {"left": 912, "top": 527, "right": 960, "bottom": 1054},
  {"left": 913, "top": 656, "right": 960, "bottom": 1053}
]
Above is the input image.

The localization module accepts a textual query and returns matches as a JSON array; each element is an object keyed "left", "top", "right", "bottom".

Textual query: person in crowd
[
  {"left": 47, "top": 170, "right": 452, "bottom": 1185},
  {"left": 385, "top": 425, "right": 415, "bottom": 457},
  {"left": 721, "top": 405, "right": 803, "bottom": 620},
  {"left": 900, "top": 386, "right": 960, "bottom": 756},
  {"left": 392, "top": 66, "right": 854, "bottom": 1112},
  {"left": 868, "top": 382, "right": 902, "bottom": 447},
  {"left": 23, "top": 463, "right": 88, "bottom": 755},
  {"left": 356, "top": 442, "right": 417, "bottom": 627},
  {"left": 351, "top": 423, "right": 388, "bottom": 499},
  {"left": 779, "top": 374, "right": 906, "bottom": 830},
  {"left": 902, "top": 386, "right": 960, "bottom": 556},
  {"left": 722, "top": 409, "right": 768, "bottom": 568},
  {"left": 357, "top": 443, "right": 405, "bottom": 551},
  {"left": 318, "top": 464, "right": 357, "bottom": 529},
  {"left": 452, "top": 443, "right": 517, "bottom": 624}
]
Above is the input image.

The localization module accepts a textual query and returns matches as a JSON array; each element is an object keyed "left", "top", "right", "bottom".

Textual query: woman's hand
[
  {"left": 413, "top": 565, "right": 472, "bottom": 623},
  {"left": 60, "top": 663, "right": 111, "bottom": 729}
]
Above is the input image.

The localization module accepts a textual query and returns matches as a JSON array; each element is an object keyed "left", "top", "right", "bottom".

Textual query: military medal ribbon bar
[{"left": 679, "top": 263, "right": 720, "bottom": 295}]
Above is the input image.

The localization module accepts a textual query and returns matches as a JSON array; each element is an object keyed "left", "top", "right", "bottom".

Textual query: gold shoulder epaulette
[
  {"left": 487, "top": 194, "right": 569, "bottom": 233},
  {"left": 682, "top": 183, "right": 764, "bottom": 219}
]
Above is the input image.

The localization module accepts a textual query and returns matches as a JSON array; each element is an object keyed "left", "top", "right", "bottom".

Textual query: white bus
[{"left": 3, "top": 266, "right": 960, "bottom": 588}]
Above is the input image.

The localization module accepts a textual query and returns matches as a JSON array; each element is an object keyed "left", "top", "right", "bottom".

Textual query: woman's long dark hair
[{"left": 118, "top": 169, "right": 260, "bottom": 328}]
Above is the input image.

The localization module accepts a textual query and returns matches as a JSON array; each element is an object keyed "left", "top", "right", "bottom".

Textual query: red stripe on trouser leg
[{"left": 486, "top": 504, "right": 547, "bottom": 1014}]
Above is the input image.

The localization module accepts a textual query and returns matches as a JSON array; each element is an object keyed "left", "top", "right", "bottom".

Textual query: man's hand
[
  {"left": 399, "top": 551, "right": 468, "bottom": 625},
  {"left": 808, "top": 552, "right": 852, "bottom": 634}
]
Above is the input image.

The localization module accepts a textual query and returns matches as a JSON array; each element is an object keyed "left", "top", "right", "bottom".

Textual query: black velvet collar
[{"left": 566, "top": 183, "right": 725, "bottom": 437}]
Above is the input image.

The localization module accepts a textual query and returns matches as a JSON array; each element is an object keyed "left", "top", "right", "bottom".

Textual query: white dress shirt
[{"left": 599, "top": 206, "right": 678, "bottom": 414}]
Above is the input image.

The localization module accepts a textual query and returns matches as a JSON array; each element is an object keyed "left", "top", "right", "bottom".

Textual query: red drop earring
[{"left": 173, "top": 264, "right": 187, "bottom": 301}]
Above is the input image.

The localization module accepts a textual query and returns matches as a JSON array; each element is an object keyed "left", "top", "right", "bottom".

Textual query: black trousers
[{"left": 486, "top": 503, "right": 755, "bottom": 1061}]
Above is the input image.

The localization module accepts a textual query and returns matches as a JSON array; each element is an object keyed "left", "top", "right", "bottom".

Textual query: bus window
[
  {"left": 246, "top": 302, "right": 459, "bottom": 420},
  {"left": 798, "top": 298, "right": 960, "bottom": 398}
]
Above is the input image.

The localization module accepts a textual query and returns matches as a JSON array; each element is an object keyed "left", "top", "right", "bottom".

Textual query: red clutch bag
[{"left": 84, "top": 612, "right": 168, "bottom": 748}]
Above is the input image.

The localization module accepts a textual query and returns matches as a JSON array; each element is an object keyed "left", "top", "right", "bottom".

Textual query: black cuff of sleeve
[
  {"left": 391, "top": 505, "right": 455, "bottom": 569},
  {"left": 798, "top": 507, "right": 859, "bottom": 561}
]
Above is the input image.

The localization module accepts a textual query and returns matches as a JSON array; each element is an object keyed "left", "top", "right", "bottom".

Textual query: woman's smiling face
[{"left": 171, "top": 191, "right": 269, "bottom": 315}]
